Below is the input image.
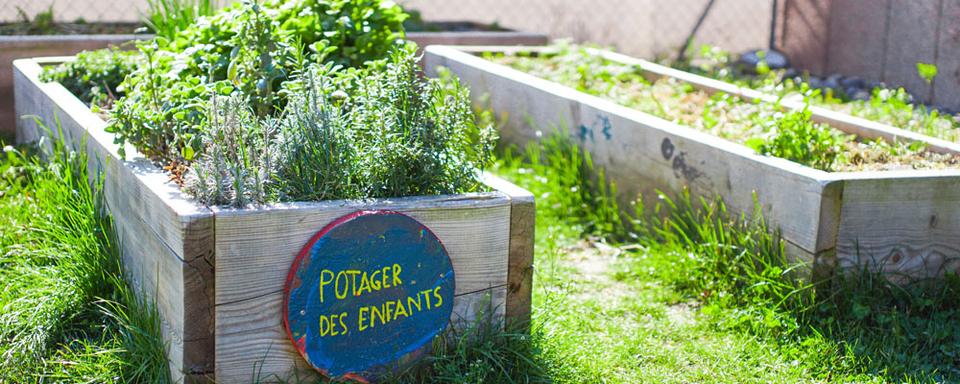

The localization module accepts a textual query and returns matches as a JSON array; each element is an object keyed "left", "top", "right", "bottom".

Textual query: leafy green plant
[
  {"left": 747, "top": 106, "right": 846, "bottom": 171},
  {"left": 39, "top": 48, "right": 141, "bottom": 107},
  {"left": 106, "top": 0, "right": 407, "bottom": 165},
  {"left": 917, "top": 62, "right": 938, "bottom": 83},
  {"left": 185, "top": 46, "right": 496, "bottom": 207},
  {"left": 143, "top": 0, "right": 217, "bottom": 40},
  {"left": 11, "top": 6, "right": 57, "bottom": 35}
]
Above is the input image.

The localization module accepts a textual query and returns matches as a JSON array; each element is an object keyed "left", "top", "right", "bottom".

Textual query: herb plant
[
  {"left": 107, "top": 0, "right": 406, "bottom": 164},
  {"left": 185, "top": 46, "right": 496, "bottom": 207},
  {"left": 39, "top": 48, "right": 141, "bottom": 107}
]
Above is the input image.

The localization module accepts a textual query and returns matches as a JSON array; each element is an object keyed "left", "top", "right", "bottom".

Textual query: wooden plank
[
  {"left": 425, "top": 45, "right": 834, "bottom": 258},
  {"left": 407, "top": 31, "right": 547, "bottom": 48},
  {"left": 883, "top": 0, "right": 939, "bottom": 102},
  {"left": 214, "top": 193, "right": 512, "bottom": 382},
  {"left": 834, "top": 170, "right": 960, "bottom": 280},
  {"left": 216, "top": 284, "right": 506, "bottom": 383},
  {"left": 482, "top": 174, "right": 535, "bottom": 329}
]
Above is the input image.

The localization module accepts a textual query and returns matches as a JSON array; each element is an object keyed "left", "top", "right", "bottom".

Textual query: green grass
[
  {"left": 0, "top": 126, "right": 168, "bottom": 382},
  {"left": 4, "top": 125, "right": 959, "bottom": 382},
  {"left": 481, "top": 132, "right": 960, "bottom": 383}
]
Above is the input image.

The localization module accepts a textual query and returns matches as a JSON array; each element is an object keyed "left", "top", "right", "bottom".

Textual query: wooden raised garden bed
[
  {"left": 0, "top": 34, "right": 144, "bottom": 138},
  {"left": 424, "top": 45, "right": 960, "bottom": 281},
  {"left": 14, "top": 56, "right": 534, "bottom": 383}
]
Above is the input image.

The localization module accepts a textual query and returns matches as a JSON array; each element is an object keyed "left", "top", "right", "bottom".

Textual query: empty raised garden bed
[
  {"left": 14, "top": 56, "right": 534, "bottom": 383},
  {"left": 424, "top": 45, "right": 960, "bottom": 281}
]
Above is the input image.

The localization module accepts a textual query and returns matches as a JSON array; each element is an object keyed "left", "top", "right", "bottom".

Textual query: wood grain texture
[
  {"left": 425, "top": 46, "right": 834, "bottom": 258},
  {"left": 834, "top": 171, "right": 960, "bottom": 280},
  {"left": 214, "top": 193, "right": 513, "bottom": 382},
  {"left": 14, "top": 58, "right": 216, "bottom": 382},
  {"left": 482, "top": 174, "right": 535, "bottom": 329},
  {"left": 217, "top": 282, "right": 507, "bottom": 382}
]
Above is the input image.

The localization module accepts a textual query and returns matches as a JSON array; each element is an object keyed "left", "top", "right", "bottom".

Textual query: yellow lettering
[
  {"left": 385, "top": 300, "right": 394, "bottom": 322},
  {"left": 381, "top": 266, "right": 391, "bottom": 289},
  {"left": 347, "top": 270, "right": 361, "bottom": 296},
  {"left": 319, "top": 315, "right": 331, "bottom": 337},
  {"left": 358, "top": 307, "right": 369, "bottom": 332},
  {"left": 371, "top": 305, "right": 384, "bottom": 327},
  {"left": 370, "top": 269, "right": 381, "bottom": 290},
  {"left": 407, "top": 294, "right": 422, "bottom": 313},
  {"left": 338, "top": 312, "right": 348, "bottom": 335},
  {"left": 433, "top": 286, "right": 443, "bottom": 308},
  {"left": 421, "top": 289, "right": 433, "bottom": 309},
  {"left": 393, "top": 298, "right": 409, "bottom": 320},
  {"left": 357, "top": 271, "right": 371, "bottom": 296},
  {"left": 392, "top": 264, "right": 402, "bottom": 286},
  {"left": 318, "top": 270, "right": 334, "bottom": 303},
  {"left": 335, "top": 271, "right": 348, "bottom": 300}
]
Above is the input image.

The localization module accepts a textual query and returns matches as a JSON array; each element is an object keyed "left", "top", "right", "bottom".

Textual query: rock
[
  {"left": 839, "top": 76, "right": 867, "bottom": 91},
  {"left": 737, "top": 49, "right": 790, "bottom": 74},
  {"left": 846, "top": 87, "right": 871, "bottom": 101},
  {"left": 806, "top": 76, "right": 824, "bottom": 91},
  {"left": 824, "top": 74, "right": 843, "bottom": 92}
]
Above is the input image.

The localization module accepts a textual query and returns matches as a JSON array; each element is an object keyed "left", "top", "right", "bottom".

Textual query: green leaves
[
  {"left": 749, "top": 106, "right": 845, "bottom": 171},
  {"left": 917, "top": 62, "right": 938, "bottom": 84},
  {"left": 39, "top": 48, "right": 140, "bottom": 107},
  {"left": 184, "top": 47, "right": 495, "bottom": 207}
]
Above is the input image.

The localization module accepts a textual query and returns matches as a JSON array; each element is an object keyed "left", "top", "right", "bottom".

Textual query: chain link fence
[
  {"left": 0, "top": 0, "right": 776, "bottom": 59},
  {"left": 399, "top": 0, "right": 777, "bottom": 59},
  {"left": 0, "top": 0, "right": 148, "bottom": 23}
]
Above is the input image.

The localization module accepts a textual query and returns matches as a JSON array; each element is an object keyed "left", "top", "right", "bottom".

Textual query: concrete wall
[{"left": 775, "top": 0, "right": 960, "bottom": 110}]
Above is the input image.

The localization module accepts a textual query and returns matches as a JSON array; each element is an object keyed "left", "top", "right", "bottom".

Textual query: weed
[{"left": 746, "top": 105, "right": 845, "bottom": 170}]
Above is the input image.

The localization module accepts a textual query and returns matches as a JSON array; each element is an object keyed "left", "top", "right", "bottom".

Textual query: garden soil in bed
[{"left": 488, "top": 48, "right": 960, "bottom": 173}]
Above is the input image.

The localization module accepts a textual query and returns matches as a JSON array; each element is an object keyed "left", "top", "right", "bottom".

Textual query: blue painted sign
[{"left": 283, "top": 210, "right": 455, "bottom": 382}]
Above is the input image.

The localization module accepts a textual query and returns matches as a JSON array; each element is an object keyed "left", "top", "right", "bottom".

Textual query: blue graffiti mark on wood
[
  {"left": 578, "top": 114, "right": 613, "bottom": 142},
  {"left": 283, "top": 211, "right": 455, "bottom": 382}
]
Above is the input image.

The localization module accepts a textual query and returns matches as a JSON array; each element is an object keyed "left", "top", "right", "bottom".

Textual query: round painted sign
[{"left": 283, "top": 210, "right": 455, "bottom": 382}]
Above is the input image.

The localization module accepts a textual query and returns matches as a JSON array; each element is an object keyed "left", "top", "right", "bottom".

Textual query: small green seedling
[{"left": 917, "top": 62, "right": 938, "bottom": 84}]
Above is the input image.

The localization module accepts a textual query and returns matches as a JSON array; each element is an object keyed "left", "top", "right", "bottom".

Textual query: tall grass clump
[
  {"left": 0, "top": 123, "right": 168, "bottom": 382},
  {"left": 143, "top": 0, "right": 217, "bottom": 40}
]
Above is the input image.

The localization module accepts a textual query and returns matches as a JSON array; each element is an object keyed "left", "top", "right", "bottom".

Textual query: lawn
[{"left": 3, "top": 130, "right": 960, "bottom": 383}]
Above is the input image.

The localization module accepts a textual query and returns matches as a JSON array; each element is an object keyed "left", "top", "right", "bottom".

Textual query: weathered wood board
[
  {"left": 213, "top": 193, "right": 512, "bottom": 382},
  {"left": 424, "top": 45, "right": 960, "bottom": 280},
  {"left": 15, "top": 56, "right": 534, "bottom": 383}
]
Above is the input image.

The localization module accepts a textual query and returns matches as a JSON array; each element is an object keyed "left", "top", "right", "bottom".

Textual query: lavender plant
[{"left": 185, "top": 46, "right": 496, "bottom": 207}]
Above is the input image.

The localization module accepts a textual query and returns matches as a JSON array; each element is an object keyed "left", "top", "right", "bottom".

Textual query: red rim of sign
[{"left": 281, "top": 210, "right": 451, "bottom": 382}]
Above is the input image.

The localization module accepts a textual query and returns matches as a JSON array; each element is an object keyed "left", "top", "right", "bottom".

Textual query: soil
[
  {"left": 0, "top": 22, "right": 144, "bottom": 36},
  {"left": 491, "top": 49, "right": 960, "bottom": 173}
]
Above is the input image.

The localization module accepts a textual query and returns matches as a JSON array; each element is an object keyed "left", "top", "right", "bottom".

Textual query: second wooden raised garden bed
[{"left": 424, "top": 45, "right": 960, "bottom": 282}]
